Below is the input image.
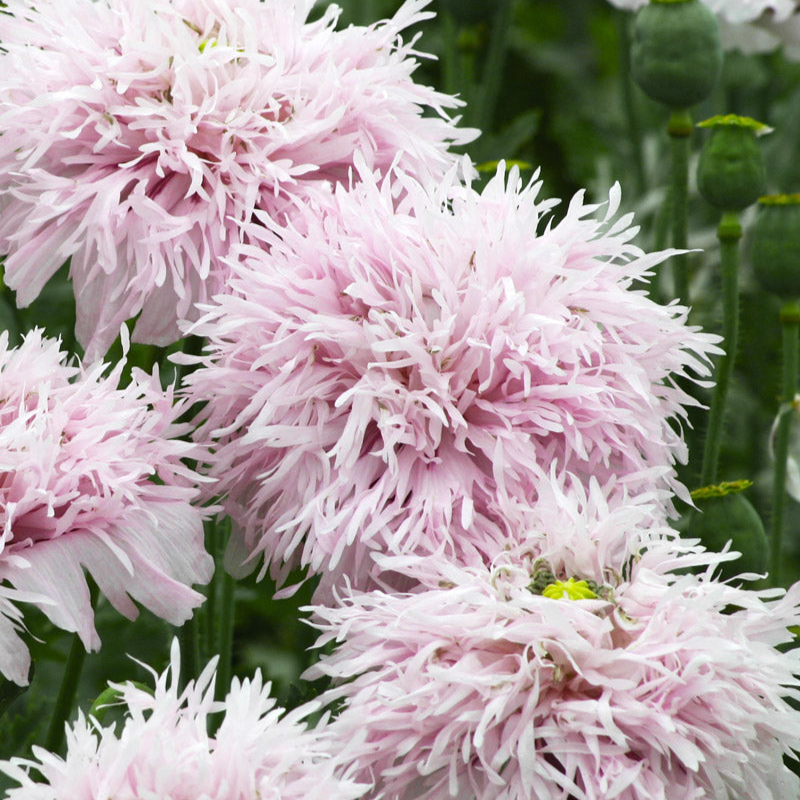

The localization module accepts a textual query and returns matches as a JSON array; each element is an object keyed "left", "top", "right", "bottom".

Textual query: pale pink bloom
[
  {"left": 328, "top": 468, "right": 683, "bottom": 601},
  {"left": 0, "top": 639, "right": 368, "bottom": 800},
  {"left": 0, "top": 330, "right": 213, "bottom": 686},
  {"left": 0, "top": 0, "right": 474, "bottom": 362},
  {"left": 183, "top": 160, "right": 717, "bottom": 590},
  {"left": 309, "top": 543, "right": 800, "bottom": 800}
]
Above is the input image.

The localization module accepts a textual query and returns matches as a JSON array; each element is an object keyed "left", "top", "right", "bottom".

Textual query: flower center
[{"left": 541, "top": 578, "right": 597, "bottom": 601}]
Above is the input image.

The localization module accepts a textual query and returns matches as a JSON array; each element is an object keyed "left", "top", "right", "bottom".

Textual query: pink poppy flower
[
  {"left": 0, "top": 639, "right": 368, "bottom": 800},
  {"left": 183, "top": 160, "right": 718, "bottom": 590},
  {"left": 309, "top": 543, "right": 800, "bottom": 800},
  {"left": 0, "top": 330, "right": 212, "bottom": 685},
  {"left": 0, "top": 0, "right": 474, "bottom": 361}
]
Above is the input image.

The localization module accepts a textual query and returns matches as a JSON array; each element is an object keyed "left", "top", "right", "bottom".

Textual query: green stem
[
  {"left": 667, "top": 109, "right": 692, "bottom": 302},
  {"left": 189, "top": 515, "right": 235, "bottom": 709},
  {"left": 650, "top": 184, "right": 672, "bottom": 306},
  {"left": 770, "top": 301, "right": 800, "bottom": 586},
  {"left": 475, "top": 0, "right": 513, "bottom": 136},
  {"left": 213, "top": 517, "right": 235, "bottom": 702},
  {"left": 179, "top": 613, "right": 201, "bottom": 692},
  {"left": 216, "top": 568, "right": 235, "bottom": 703},
  {"left": 654, "top": 187, "right": 672, "bottom": 253},
  {"left": 200, "top": 518, "right": 218, "bottom": 665},
  {"left": 616, "top": 12, "right": 646, "bottom": 196},
  {"left": 44, "top": 636, "right": 86, "bottom": 753},
  {"left": 441, "top": 12, "right": 459, "bottom": 98},
  {"left": 699, "top": 213, "right": 742, "bottom": 488},
  {"left": 44, "top": 583, "right": 97, "bottom": 754}
]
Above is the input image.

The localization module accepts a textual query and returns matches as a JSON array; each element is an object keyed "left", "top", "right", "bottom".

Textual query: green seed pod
[
  {"left": 630, "top": 0, "right": 722, "bottom": 109},
  {"left": 696, "top": 115, "right": 770, "bottom": 212},
  {"left": 690, "top": 493, "right": 768, "bottom": 581},
  {"left": 438, "top": 0, "right": 492, "bottom": 26},
  {"left": 751, "top": 195, "right": 800, "bottom": 299}
]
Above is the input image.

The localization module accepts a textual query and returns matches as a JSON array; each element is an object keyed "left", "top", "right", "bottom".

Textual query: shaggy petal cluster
[
  {"left": 0, "top": 640, "right": 367, "bottom": 800},
  {"left": 183, "top": 161, "right": 717, "bottom": 589},
  {"left": 486, "top": 472, "right": 675, "bottom": 585},
  {"left": 0, "top": 0, "right": 474, "bottom": 361},
  {"left": 309, "top": 543, "right": 800, "bottom": 800},
  {"left": 0, "top": 330, "right": 212, "bottom": 685}
]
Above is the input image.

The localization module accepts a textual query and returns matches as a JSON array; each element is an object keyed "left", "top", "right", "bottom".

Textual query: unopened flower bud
[
  {"left": 630, "top": 0, "right": 722, "bottom": 110},
  {"left": 751, "top": 195, "right": 800, "bottom": 299},
  {"left": 690, "top": 493, "right": 767, "bottom": 581},
  {"left": 697, "top": 115, "right": 770, "bottom": 212}
]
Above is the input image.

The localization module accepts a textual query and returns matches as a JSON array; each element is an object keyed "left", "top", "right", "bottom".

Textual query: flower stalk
[
  {"left": 616, "top": 12, "right": 646, "bottom": 196},
  {"left": 770, "top": 301, "right": 800, "bottom": 585},
  {"left": 696, "top": 115, "right": 768, "bottom": 488},
  {"left": 749, "top": 195, "right": 800, "bottom": 585},
  {"left": 630, "top": 0, "right": 722, "bottom": 302},
  {"left": 700, "top": 212, "right": 742, "bottom": 487},
  {"left": 211, "top": 518, "right": 236, "bottom": 704},
  {"left": 179, "top": 615, "right": 201, "bottom": 693},
  {"left": 45, "top": 582, "right": 98, "bottom": 754},
  {"left": 216, "top": 567, "right": 236, "bottom": 706},
  {"left": 667, "top": 110, "right": 693, "bottom": 301},
  {"left": 187, "top": 515, "right": 236, "bottom": 703}
]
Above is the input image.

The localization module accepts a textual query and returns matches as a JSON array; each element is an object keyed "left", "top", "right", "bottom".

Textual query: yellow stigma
[{"left": 542, "top": 578, "right": 597, "bottom": 601}]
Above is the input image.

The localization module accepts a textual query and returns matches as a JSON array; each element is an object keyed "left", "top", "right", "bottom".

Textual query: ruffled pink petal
[
  {"left": 184, "top": 162, "right": 718, "bottom": 593},
  {"left": 0, "top": 330, "right": 213, "bottom": 682},
  {"left": 0, "top": 0, "right": 475, "bottom": 361}
]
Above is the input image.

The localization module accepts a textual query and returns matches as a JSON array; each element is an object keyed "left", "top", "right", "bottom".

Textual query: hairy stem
[
  {"left": 180, "top": 613, "right": 201, "bottom": 692},
  {"left": 216, "top": 567, "right": 236, "bottom": 703},
  {"left": 617, "top": 12, "right": 646, "bottom": 196},
  {"left": 770, "top": 302, "right": 800, "bottom": 586},
  {"left": 700, "top": 213, "right": 742, "bottom": 488},
  {"left": 45, "top": 583, "right": 97, "bottom": 754},
  {"left": 667, "top": 109, "right": 692, "bottom": 302}
]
